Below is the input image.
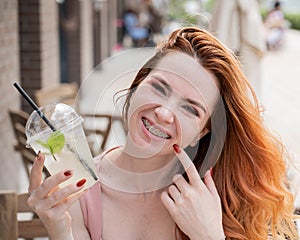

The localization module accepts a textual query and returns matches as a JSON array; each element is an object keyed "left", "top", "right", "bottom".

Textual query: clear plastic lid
[{"left": 25, "top": 103, "right": 83, "bottom": 143}]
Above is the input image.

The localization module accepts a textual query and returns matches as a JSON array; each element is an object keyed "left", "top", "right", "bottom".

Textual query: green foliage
[
  {"left": 284, "top": 13, "right": 300, "bottom": 30},
  {"left": 167, "top": 0, "right": 300, "bottom": 30},
  {"left": 167, "top": 0, "right": 187, "bottom": 20},
  {"left": 261, "top": 9, "right": 268, "bottom": 20},
  {"left": 167, "top": 0, "right": 213, "bottom": 25},
  {"left": 204, "top": 0, "right": 215, "bottom": 13}
]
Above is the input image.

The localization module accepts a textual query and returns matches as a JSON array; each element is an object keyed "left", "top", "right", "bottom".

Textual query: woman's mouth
[{"left": 142, "top": 117, "right": 171, "bottom": 139}]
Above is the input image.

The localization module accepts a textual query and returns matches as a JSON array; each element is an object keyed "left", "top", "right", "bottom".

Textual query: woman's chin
[{"left": 124, "top": 135, "right": 170, "bottom": 159}]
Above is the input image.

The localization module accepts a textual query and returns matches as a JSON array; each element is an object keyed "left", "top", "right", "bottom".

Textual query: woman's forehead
[
  {"left": 155, "top": 52, "right": 218, "bottom": 86},
  {"left": 150, "top": 52, "right": 220, "bottom": 109}
]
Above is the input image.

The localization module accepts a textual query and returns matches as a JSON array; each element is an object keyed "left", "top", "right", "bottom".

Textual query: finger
[
  {"left": 54, "top": 190, "right": 86, "bottom": 217},
  {"left": 41, "top": 178, "right": 86, "bottom": 210},
  {"left": 168, "top": 184, "right": 181, "bottom": 202},
  {"left": 172, "top": 174, "right": 189, "bottom": 193},
  {"left": 34, "top": 170, "right": 74, "bottom": 199},
  {"left": 173, "top": 144, "right": 201, "bottom": 185},
  {"left": 161, "top": 191, "right": 176, "bottom": 214},
  {"left": 28, "top": 152, "right": 45, "bottom": 193},
  {"left": 203, "top": 169, "right": 219, "bottom": 197}
]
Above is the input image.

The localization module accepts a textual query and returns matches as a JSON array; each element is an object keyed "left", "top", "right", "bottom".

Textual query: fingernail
[
  {"left": 37, "top": 151, "right": 42, "bottom": 160},
  {"left": 76, "top": 179, "right": 86, "bottom": 187},
  {"left": 172, "top": 174, "right": 181, "bottom": 182},
  {"left": 173, "top": 144, "right": 181, "bottom": 154},
  {"left": 64, "top": 170, "right": 72, "bottom": 176}
]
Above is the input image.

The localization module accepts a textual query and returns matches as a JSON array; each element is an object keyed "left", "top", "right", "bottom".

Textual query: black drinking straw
[{"left": 13, "top": 82, "right": 57, "bottom": 132}]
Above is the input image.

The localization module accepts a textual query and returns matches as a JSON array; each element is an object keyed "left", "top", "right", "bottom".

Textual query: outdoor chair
[
  {"left": 9, "top": 109, "right": 50, "bottom": 179},
  {"left": 34, "top": 82, "right": 79, "bottom": 110},
  {"left": 0, "top": 191, "right": 48, "bottom": 240}
]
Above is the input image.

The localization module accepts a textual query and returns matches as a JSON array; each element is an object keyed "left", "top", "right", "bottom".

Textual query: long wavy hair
[{"left": 122, "top": 27, "right": 298, "bottom": 239}]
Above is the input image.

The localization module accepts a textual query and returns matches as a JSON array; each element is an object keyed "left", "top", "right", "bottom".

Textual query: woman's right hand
[{"left": 27, "top": 152, "right": 86, "bottom": 240}]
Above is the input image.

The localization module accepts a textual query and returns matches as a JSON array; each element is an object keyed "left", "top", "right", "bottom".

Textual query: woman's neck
[
  {"left": 114, "top": 147, "right": 175, "bottom": 173},
  {"left": 99, "top": 146, "right": 183, "bottom": 194}
]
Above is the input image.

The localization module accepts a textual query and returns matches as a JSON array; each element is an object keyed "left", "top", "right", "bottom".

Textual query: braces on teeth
[{"left": 142, "top": 118, "right": 171, "bottom": 139}]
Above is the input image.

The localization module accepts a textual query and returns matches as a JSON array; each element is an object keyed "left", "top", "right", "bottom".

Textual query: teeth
[{"left": 142, "top": 118, "right": 171, "bottom": 139}]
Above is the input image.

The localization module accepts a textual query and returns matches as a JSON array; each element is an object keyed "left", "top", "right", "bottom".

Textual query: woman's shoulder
[
  {"left": 80, "top": 147, "right": 121, "bottom": 204},
  {"left": 93, "top": 146, "right": 121, "bottom": 168}
]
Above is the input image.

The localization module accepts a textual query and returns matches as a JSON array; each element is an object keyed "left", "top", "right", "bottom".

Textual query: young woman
[{"left": 27, "top": 27, "right": 298, "bottom": 239}]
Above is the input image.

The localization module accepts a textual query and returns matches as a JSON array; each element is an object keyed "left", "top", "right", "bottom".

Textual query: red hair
[{"left": 123, "top": 27, "right": 298, "bottom": 239}]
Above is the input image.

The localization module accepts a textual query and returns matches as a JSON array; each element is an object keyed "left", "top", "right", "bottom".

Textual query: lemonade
[{"left": 26, "top": 103, "right": 98, "bottom": 190}]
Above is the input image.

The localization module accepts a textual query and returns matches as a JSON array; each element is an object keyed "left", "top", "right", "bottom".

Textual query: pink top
[
  {"left": 80, "top": 180, "right": 102, "bottom": 240},
  {"left": 79, "top": 147, "right": 120, "bottom": 240},
  {"left": 80, "top": 149, "right": 110, "bottom": 240}
]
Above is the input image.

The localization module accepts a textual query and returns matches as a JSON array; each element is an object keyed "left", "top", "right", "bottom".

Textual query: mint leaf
[
  {"left": 36, "top": 140, "right": 50, "bottom": 150},
  {"left": 47, "top": 131, "right": 65, "bottom": 154},
  {"left": 35, "top": 131, "right": 65, "bottom": 162}
]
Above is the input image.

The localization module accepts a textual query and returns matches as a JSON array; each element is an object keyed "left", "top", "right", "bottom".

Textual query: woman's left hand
[{"left": 161, "top": 145, "right": 225, "bottom": 240}]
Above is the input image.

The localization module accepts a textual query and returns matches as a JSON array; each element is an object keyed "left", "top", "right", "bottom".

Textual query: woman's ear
[{"left": 190, "top": 127, "right": 210, "bottom": 147}]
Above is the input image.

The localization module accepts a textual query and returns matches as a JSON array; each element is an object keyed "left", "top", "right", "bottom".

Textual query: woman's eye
[
  {"left": 182, "top": 105, "right": 200, "bottom": 117},
  {"left": 151, "top": 82, "right": 166, "bottom": 95}
]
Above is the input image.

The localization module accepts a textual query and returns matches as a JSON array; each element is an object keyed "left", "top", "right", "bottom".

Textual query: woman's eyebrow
[
  {"left": 152, "top": 75, "right": 172, "bottom": 92},
  {"left": 152, "top": 74, "right": 207, "bottom": 113},
  {"left": 186, "top": 98, "right": 207, "bottom": 114}
]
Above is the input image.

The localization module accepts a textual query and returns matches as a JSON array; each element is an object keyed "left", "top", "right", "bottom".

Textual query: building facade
[{"left": 0, "top": 0, "right": 120, "bottom": 191}]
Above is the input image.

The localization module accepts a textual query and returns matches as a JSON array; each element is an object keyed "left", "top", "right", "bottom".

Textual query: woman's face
[{"left": 125, "top": 52, "right": 220, "bottom": 158}]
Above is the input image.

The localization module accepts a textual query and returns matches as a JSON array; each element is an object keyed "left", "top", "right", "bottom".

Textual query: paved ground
[{"left": 260, "top": 30, "right": 300, "bottom": 198}]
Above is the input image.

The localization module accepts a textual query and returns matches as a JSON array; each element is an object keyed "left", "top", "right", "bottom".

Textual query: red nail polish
[
  {"left": 76, "top": 179, "right": 86, "bottom": 187},
  {"left": 64, "top": 170, "right": 72, "bottom": 176},
  {"left": 210, "top": 168, "right": 213, "bottom": 177},
  {"left": 173, "top": 144, "right": 181, "bottom": 154}
]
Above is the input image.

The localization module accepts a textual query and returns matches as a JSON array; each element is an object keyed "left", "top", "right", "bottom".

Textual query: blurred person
[
  {"left": 26, "top": 27, "right": 298, "bottom": 240},
  {"left": 210, "top": 0, "right": 266, "bottom": 98},
  {"left": 265, "top": 1, "right": 287, "bottom": 50},
  {"left": 123, "top": 7, "right": 150, "bottom": 47}
]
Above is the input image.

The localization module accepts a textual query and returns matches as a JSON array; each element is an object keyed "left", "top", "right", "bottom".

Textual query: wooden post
[{"left": 0, "top": 191, "right": 17, "bottom": 240}]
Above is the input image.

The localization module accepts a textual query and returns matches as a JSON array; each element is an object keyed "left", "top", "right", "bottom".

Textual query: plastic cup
[{"left": 25, "top": 103, "right": 98, "bottom": 190}]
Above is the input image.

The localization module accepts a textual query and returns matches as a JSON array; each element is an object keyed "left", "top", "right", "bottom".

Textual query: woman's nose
[{"left": 154, "top": 106, "right": 174, "bottom": 124}]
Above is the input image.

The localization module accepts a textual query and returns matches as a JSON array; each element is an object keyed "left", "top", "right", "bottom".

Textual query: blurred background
[{"left": 0, "top": 0, "right": 300, "bottom": 214}]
